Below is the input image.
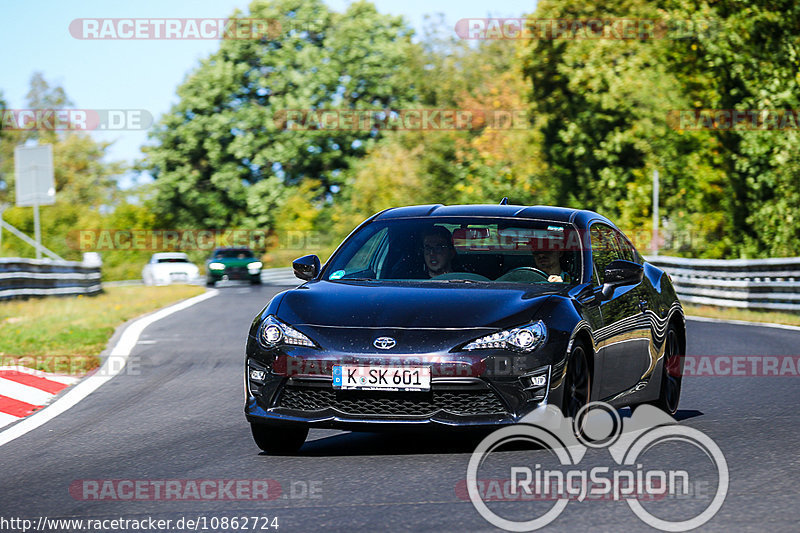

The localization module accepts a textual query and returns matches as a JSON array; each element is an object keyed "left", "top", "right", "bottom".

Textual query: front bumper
[
  {"left": 245, "top": 366, "right": 555, "bottom": 430},
  {"left": 209, "top": 266, "right": 261, "bottom": 281}
]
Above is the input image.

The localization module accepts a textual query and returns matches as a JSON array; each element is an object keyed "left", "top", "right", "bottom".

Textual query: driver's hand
[{"left": 548, "top": 274, "right": 563, "bottom": 282}]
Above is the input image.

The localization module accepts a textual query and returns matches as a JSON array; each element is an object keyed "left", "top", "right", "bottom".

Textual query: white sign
[{"left": 14, "top": 144, "right": 55, "bottom": 206}]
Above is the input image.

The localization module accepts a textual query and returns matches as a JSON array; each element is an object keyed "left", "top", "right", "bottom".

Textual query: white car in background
[{"left": 142, "top": 252, "right": 199, "bottom": 285}]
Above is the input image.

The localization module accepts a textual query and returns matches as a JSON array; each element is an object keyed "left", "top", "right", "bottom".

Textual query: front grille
[{"left": 276, "top": 387, "right": 507, "bottom": 417}]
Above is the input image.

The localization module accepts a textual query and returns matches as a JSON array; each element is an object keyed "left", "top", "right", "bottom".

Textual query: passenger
[
  {"left": 422, "top": 226, "right": 456, "bottom": 278},
  {"left": 533, "top": 250, "right": 569, "bottom": 282}
]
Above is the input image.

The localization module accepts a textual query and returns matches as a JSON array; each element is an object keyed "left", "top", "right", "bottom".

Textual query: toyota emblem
[{"left": 373, "top": 337, "right": 396, "bottom": 350}]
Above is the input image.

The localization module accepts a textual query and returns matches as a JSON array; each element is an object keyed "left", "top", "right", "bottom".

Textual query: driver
[
  {"left": 533, "top": 250, "right": 569, "bottom": 282},
  {"left": 422, "top": 226, "right": 455, "bottom": 278}
]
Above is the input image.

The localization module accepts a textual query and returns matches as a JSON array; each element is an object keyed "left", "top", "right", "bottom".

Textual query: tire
[
  {"left": 206, "top": 279, "right": 215, "bottom": 287},
  {"left": 650, "top": 325, "right": 682, "bottom": 415},
  {"left": 250, "top": 277, "right": 262, "bottom": 285},
  {"left": 561, "top": 340, "right": 591, "bottom": 420},
  {"left": 250, "top": 424, "right": 308, "bottom": 455}
]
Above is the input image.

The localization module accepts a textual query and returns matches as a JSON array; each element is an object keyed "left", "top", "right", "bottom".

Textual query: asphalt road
[{"left": 1, "top": 284, "right": 799, "bottom": 532}]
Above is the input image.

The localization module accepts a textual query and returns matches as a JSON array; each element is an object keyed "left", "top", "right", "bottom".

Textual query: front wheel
[
  {"left": 250, "top": 424, "right": 308, "bottom": 455},
  {"left": 561, "top": 340, "right": 591, "bottom": 420},
  {"left": 650, "top": 325, "right": 683, "bottom": 415}
]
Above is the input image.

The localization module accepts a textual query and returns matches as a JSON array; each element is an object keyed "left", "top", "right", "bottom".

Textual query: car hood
[
  {"left": 149, "top": 263, "right": 197, "bottom": 273},
  {"left": 277, "top": 280, "right": 566, "bottom": 330},
  {"left": 209, "top": 258, "right": 258, "bottom": 267}
]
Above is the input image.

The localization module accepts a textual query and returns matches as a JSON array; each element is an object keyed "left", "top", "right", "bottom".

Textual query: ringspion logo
[{"left": 467, "top": 402, "right": 728, "bottom": 531}]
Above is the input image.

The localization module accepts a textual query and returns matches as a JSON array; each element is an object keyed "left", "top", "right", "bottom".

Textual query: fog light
[
  {"left": 249, "top": 369, "right": 266, "bottom": 381},
  {"left": 529, "top": 375, "right": 547, "bottom": 387},
  {"left": 521, "top": 365, "right": 551, "bottom": 392}
]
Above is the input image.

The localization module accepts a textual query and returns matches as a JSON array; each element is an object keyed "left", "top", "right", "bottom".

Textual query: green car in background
[{"left": 206, "top": 247, "right": 263, "bottom": 286}]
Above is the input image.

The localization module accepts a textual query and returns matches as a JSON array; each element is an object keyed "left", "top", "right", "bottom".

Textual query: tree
[
  {"left": 0, "top": 74, "right": 127, "bottom": 261},
  {"left": 145, "top": 0, "right": 417, "bottom": 228},
  {"left": 668, "top": 0, "right": 800, "bottom": 257}
]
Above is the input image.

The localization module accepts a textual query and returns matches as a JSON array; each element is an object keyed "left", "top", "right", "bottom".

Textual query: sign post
[{"left": 14, "top": 144, "right": 55, "bottom": 260}]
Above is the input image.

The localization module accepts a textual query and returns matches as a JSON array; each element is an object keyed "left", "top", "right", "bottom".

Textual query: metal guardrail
[
  {"left": 102, "top": 268, "right": 300, "bottom": 288},
  {"left": 260, "top": 267, "right": 299, "bottom": 286},
  {"left": 96, "top": 258, "right": 800, "bottom": 314},
  {"left": 645, "top": 255, "right": 800, "bottom": 312},
  {"left": 0, "top": 258, "right": 102, "bottom": 300}
]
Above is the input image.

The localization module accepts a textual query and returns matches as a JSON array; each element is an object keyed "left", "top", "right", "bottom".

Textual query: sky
[{"left": 0, "top": 0, "right": 533, "bottom": 186}]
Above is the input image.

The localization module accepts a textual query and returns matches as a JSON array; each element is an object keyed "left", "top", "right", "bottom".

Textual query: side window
[
  {"left": 342, "top": 227, "right": 387, "bottom": 275},
  {"left": 612, "top": 229, "right": 638, "bottom": 263},
  {"left": 590, "top": 223, "right": 623, "bottom": 284}
]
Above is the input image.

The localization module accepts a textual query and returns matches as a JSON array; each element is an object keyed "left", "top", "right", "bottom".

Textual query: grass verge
[
  {"left": 683, "top": 304, "right": 800, "bottom": 327},
  {"left": 0, "top": 284, "right": 205, "bottom": 374}
]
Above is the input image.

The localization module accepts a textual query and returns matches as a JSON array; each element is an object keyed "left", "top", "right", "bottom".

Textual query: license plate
[{"left": 332, "top": 365, "right": 431, "bottom": 391}]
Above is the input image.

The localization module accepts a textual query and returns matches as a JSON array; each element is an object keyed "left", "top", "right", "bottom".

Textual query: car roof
[
  {"left": 151, "top": 252, "right": 189, "bottom": 259},
  {"left": 371, "top": 204, "right": 613, "bottom": 229}
]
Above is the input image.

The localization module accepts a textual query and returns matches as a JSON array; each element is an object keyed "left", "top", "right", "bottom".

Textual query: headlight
[
  {"left": 247, "top": 261, "right": 262, "bottom": 270},
  {"left": 259, "top": 315, "right": 315, "bottom": 348},
  {"left": 463, "top": 320, "right": 547, "bottom": 352},
  {"left": 209, "top": 262, "right": 225, "bottom": 270}
]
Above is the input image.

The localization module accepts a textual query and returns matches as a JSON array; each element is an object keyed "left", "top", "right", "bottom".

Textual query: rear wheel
[
  {"left": 206, "top": 279, "right": 215, "bottom": 287},
  {"left": 561, "top": 340, "right": 591, "bottom": 420},
  {"left": 250, "top": 424, "right": 308, "bottom": 455},
  {"left": 650, "top": 325, "right": 682, "bottom": 415}
]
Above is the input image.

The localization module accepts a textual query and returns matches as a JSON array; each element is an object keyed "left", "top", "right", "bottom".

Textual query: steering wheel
[
  {"left": 496, "top": 267, "right": 549, "bottom": 282},
  {"left": 430, "top": 272, "right": 491, "bottom": 282}
]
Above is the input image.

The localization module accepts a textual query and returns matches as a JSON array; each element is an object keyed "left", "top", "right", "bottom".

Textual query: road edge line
[
  {"left": 0, "top": 289, "right": 218, "bottom": 448},
  {"left": 686, "top": 314, "right": 800, "bottom": 332}
]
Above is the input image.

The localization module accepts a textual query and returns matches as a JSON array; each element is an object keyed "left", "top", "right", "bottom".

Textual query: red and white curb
[
  {"left": 0, "top": 289, "right": 218, "bottom": 447},
  {"left": 0, "top": 366, "right": 79, "bottom": 429}
]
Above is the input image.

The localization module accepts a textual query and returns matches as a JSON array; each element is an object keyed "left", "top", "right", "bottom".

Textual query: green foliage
[
  {"left": 0, "top": 74, "right": 136, "bottom": 279},
  {"left": 4, "top": 1, "right": 798, "bottom": 272},
  {"left": 517, "top": 0, "right": 800, "bottom": 257},
  {"left": 667, "top": 0, "right": 800, "bottom": 257},
  {"left": 145, "top": 0, "right": 417, "bottom": 229}
]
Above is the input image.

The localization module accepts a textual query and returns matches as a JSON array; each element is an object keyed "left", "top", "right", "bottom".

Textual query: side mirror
[
  {"left": 600, "top": 260, "right": 643, "bottom": 299},
  {"left": 292, "top": 254, "right": 321, "bottom": 281}
]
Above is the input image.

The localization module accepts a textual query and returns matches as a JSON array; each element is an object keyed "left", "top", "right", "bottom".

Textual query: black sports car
[{"left": 244, "top": 204, "right": 685, "bottom": 453}]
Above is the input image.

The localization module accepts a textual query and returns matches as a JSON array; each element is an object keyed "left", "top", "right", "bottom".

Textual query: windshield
[
  {"left": 156, "top": 257, "right": 189, "bottom": 263},
  {"left": 214, "top": 249, "right": 255, "bottom": 259},
  {"left": 324, "top": 217, "right": 583, "bottom": 284}
]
